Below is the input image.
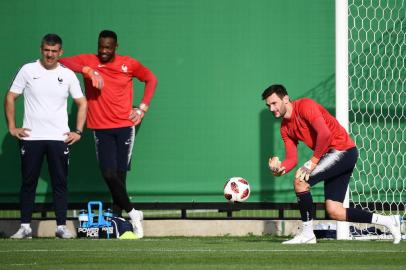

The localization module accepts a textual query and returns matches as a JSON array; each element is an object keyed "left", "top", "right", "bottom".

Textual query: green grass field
[{"left": 0, "top": 236, "right": 405, "bottom": 270}]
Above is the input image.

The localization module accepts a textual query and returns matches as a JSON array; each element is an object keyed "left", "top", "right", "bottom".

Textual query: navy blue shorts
[
  {"left": 308, "top": 147, "right": 358, "bottom": 203},
  {"left": 93, "top": 127, "right": 136, "bottom": 172}
]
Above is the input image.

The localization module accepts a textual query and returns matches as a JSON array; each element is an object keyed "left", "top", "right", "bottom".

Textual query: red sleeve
[
  {"left": 130, "top": 59, "right": 158, "bottom": 106},
  {"left": 311, "top": 116, "right": 332, "bottom": 159},
  {"left": 59, "top": 56, "right": 86, "bottom": 73},
  {"left": 298, "top": 99, "right": 332, "bottom": 159},
  {"left": 280, "top": 125, "right": 298, "bottom": 173}
]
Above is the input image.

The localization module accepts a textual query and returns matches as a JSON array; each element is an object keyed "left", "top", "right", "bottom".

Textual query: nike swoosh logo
[
  {"left": 98, "top": 64, "right": 105, "bottom": 67},
  {"left": 64, "top": 151, "right": 69, "bottom": 154},
  {"left": 33, "top": 77, "right": 40, "bottom": 79}
]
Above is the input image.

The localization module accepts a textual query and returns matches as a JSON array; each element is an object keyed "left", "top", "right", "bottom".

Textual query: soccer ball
[{"left": 223, "top": 177, "right": 250, "bottom": 202}]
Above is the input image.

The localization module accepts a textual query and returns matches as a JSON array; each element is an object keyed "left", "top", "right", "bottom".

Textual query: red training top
[
  {"left": 280, "top": 98, "right": 355, "bottom": 173},
  {"left": 60, "top": 54, "right": 157, "bottom": 129}
]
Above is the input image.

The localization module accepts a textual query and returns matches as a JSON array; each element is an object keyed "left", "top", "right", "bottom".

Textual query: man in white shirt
[{"left": 5, "top": 33, "right": 87, "bottom": 239}]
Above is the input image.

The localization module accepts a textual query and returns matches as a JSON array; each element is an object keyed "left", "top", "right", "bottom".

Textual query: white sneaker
[
  {"left": 131, "top": 210, "right": 144, "bottom": 239},
  {"left": 387, "top": 215, "right": 403, "bottom": 244},
  {"left": 11, "top": 226, "right": 32, "bottom": 239},
  {"left": 282, "top": 232, "right": 317, "bottom": 244},
  {"left": 55, "top": 226, "right": 74, "bottom": 239}
]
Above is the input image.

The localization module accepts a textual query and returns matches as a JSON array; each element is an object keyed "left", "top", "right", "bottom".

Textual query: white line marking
[{"left": 8, "top": 263, "right": 37, "bottom": 266}]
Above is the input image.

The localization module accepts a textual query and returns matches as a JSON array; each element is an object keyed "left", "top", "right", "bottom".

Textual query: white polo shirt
[{"left": 10, "top": 60, "right": 84, "bottom": 141}]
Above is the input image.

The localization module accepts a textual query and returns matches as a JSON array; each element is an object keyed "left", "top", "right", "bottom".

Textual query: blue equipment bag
[{"left": 105, "top": 217, "right": 134, "bottom": 238}]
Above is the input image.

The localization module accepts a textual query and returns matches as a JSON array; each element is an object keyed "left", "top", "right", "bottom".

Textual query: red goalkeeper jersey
[
  {"left": 60, "top": 54, "right": 156, "bottom": 129},
  {"left": 280, "top": 98, "right": 355, "bottom": 173}
]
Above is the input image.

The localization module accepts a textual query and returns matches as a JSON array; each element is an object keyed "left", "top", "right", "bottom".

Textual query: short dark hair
[
  {"left": 261, "top": 84, "right": 288, "bottom": 100},
  {"left": 99, "top": 30, "right": 117, "bottom": 42},
  {"left": 41, "top": 33, "right": 62, "bottom": 48}
]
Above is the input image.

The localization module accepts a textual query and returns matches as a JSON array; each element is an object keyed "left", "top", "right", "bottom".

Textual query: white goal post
[
  {"left": 336, "top": 0, "right": 405, "bottom": 240},
  {"left": 335, "top": 0, "right": 350, "bottom": 240}
]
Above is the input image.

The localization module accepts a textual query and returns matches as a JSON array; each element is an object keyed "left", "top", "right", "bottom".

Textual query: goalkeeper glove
[
  {"left": 269, "top": 156, "right": 286, "bottom": 176},
  {"left": 295, "top": 158, "right": 318, "bottom": 182},
  {"left": 82, "top": 66, "right": 104, "bottom": 89}
]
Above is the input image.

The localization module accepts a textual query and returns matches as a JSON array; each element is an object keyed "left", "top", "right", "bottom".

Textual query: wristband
[
  {"left": 133, "top": 108, "right": 144, "bottom": 116},
  {"left": 139, "top": 103, "right": 149, "bottom": 112},
  {"left": 310, "top": 156, "right": 320, "bottom": 164},
  {"left": 74, "top": 129, "right": 82, "bottom": 136}
]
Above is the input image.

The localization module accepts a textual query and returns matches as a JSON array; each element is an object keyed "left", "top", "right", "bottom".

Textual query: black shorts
[
  {"left": 308, "top": 147, "right": 358, "bottom": 203},
  {"left": 93, "top": 127, "right": 136, "bottom": 172}
]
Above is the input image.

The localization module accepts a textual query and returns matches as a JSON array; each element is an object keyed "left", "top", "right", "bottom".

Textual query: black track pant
[{"left": 19, "top": 140, "right": 69, "bottom": 225}]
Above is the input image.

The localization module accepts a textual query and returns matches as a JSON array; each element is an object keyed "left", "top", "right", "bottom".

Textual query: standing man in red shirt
[
  {"left": 60, "top": 30, "right": 157, "bottom": 238},
  {"left": 262, "top": 84, "right": 402, "bottom": 244}
]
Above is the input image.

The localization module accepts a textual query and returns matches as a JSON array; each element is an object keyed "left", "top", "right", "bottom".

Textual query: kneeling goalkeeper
[{"left": 262, "top": 84, "right": 402, "bottom": 244}]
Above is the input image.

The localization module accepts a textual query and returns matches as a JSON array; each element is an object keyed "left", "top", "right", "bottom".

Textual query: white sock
[
  {"left": 371, "top": 214, "right": 393, "bottom": 227},
  {"left": 21, "top": 223, "right": 31, "bottom": 230},
  {"left": 302, "top": 220, "right": 314, "bottom": 236},
  {"left": 128, "top": 208, "right": 141, "bottom": 221}
]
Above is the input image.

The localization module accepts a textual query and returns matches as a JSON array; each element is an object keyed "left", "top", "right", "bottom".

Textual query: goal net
[{"left": 346, "top": 0, "right": 405, "bottom": 240}]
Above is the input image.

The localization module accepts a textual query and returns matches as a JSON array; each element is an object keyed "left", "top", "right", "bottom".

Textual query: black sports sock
[
  {"left": 346, "top": 208, "right": 373, "bottom": 223},
  {"left": 111, "top": 171, "right": 128, "bottom": 217},
  {"left": 111, "top": 203, "right": 122, "bottom": 217},
  {"left": 296, "top": 191, "right": 314, "bottom": 222},
  {"left": 102, "top": 169, "right": 133, "bottom": 213}
]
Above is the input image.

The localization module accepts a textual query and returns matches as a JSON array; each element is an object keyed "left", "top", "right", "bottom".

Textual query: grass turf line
[{"left": 0, "top": 236, "right": 405, "bottom": 270}]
